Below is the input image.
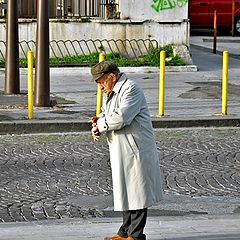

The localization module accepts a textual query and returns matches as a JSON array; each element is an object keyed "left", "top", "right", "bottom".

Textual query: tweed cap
[{"left": 91, "top": 61, "right": 119, "bottom": 82}]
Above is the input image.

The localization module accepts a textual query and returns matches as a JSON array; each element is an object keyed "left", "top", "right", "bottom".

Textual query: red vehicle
[{"left": 189, "top": 0, "right": 240, "bottom": 34}]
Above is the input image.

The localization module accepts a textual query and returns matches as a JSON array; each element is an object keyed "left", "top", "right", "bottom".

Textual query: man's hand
[
  {"left": 90, "top": 116, "right": 99, "bottom": 127},
  {"left": 91, "top": 125, "right": 101, "bottom": 141},
  {"left": 90, "top": 116, "right": 101, "bottom": 141}
]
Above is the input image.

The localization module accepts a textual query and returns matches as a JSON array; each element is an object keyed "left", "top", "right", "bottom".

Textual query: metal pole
[
  {"left": 159, "top": 50, "right": 165, "bottom": 117},
  {"left": 53, "top": 0, "right": 56, "bottom": 18},
  {"left": 85, "top": 0, "right": 87, "bottom": 16},
  {"left": 232, "top": 0, "right": 235, "bottom": 36},
  {"left": 213, "top": 10, "right": 217, "bottom": 54},
  {"left": 222, "top": 51, "right": 228, "bottom": 115},
  {"left": 66, "top": 0, "right": 69, "bottom": 17},
  {"left": 5, "top": 0, "right": 20, "bottom": 94},
  {"left": 92, "top": 0, "right": 94, "bottom": 16},
  {"left": 60, "top": 0, "right": 63, "bottom": 17},
  {"left": 98, "top": 0, "right": 101, "bottom": 17},
  {"left": 21, "top": 0, "right": 24, "bottom": 17},
  {"left": 34, "top": 0, "right": 50, "bottom": 107},
  {"left": 78, "top": 0, "right": 81, "bottom": 17},
  {"left": 34, "top": 0, "right": 37, "bottom": 17},
  {"left": 72, "top": 0, "right": 75, "bottom": 17},
  {"left": 28, "top": 51, "right": 34, "bottom": 119},
  {"left": 28, "top": 0, "right": 31, "bottom": 17}
]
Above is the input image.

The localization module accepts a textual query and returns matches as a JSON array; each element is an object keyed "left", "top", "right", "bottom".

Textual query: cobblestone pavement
[{"left": 0, "top": 128, "right": 240, "bottom": 223}]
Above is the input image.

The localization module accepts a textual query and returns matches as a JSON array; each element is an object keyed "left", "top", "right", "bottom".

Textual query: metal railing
[
  {"left": 14, "top": 0, "right": 119, "bottom": 19},
  {"left": 0, "top": 39, "right": 159, "bottom": 67},
  {"left": 0, "top": 0, "right": 7, "bottom": 17}
]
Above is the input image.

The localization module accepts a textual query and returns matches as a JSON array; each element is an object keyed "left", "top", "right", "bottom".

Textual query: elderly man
[{"left": 90, "top": 61, "right": 163, "bottom": 240}]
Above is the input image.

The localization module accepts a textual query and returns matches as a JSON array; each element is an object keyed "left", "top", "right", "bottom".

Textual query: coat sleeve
[{"left": 97, "top": 82, "right": 144, "bottom": 132}]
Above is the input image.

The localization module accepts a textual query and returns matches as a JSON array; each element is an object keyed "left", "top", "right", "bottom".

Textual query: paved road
[{"left": 0, "top": 128, "right": 240, "bottom": 223}]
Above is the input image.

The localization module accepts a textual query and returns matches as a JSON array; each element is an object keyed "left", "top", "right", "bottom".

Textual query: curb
[
  {"left": 0, "top": 116, "right": 239, "bottom": 135},
  {"left": 0, "top": 120, "right": 91, "bottom": 135},
  {"left": 151, "top": 116, "right": 240, "bottom": 128},
  {"left": 0, "top": 65, "right": 198, "bottom": 76}
]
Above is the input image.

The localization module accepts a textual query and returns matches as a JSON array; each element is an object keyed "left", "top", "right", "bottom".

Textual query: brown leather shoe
[
  {"left": 104, "top": 235, "right": 134, "bottom": 240},
  {"left": 104, "top": 235, "right": 120, "bottom": 240}
]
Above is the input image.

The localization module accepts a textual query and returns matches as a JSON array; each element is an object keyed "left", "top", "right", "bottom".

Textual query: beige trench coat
[{"left": 97, "top": 73, "right": 163, "bottom": 211}]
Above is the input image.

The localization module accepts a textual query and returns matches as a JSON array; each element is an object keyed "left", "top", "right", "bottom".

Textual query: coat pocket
[{"left": 126, "top": 133, "right": 139, "bottom": 154}]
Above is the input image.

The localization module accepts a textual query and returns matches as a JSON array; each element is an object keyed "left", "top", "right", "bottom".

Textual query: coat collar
[{"left": 112, "top": 73, "right": 128, "bottom": 94}]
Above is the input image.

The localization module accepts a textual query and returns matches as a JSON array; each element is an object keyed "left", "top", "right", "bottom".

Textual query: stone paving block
[{"left": 0, "top": 129, "right": 240, "bottom": 223}]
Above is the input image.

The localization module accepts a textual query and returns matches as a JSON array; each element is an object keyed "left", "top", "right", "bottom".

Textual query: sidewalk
[
  {"left": 1, "top": 215, "right": 240, "bottom": 240},
  {"left": 190, "top": 36, "right": 240, "bottom": 58},
  {"left": 0, "top": 36, "right": 240, "bottom": 134}
]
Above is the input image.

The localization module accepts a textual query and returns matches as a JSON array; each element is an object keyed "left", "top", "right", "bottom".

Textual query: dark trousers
[{"left": 117, "top": 208, "right": 148, "bottom": 240}]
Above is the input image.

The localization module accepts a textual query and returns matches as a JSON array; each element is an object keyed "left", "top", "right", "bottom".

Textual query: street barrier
[
  {"left": 222, "top": 51, "right": 228, "bottom": 115},
  {"left": 27, "top": 50, "right": 34, "bottom": 119},
  {"left": 159, "top": 50, "right": 166, "bottom": 116},
  {"left": 96, "top": 53, "right": 105, "bottom": 116}
]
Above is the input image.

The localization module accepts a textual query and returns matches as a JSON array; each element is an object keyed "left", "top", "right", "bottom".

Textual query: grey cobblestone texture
[{"left": 0, "top": 128, "right": 240, "bottom": 223}]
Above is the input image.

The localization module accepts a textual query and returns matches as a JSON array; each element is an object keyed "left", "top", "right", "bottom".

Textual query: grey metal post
[
  {"left": 5, "top": 0, "right": 20, "bottom": 94},
  {"left": 34, "top": 0, "right": 50, "bottom": 107}
]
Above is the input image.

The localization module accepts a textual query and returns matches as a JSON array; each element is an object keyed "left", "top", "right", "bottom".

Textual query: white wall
[
  {"left": 0, "top": 19, "right": 189, "bottom": 59},
  {"left": 119, "top": 0, "right": 188, "bottom": 21},
  {"left": 0, "top": 19, "right": 190, "bottom": 45}
]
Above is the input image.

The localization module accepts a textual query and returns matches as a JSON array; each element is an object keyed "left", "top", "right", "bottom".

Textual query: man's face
[{"left": 97, "top": 73, "right": 117, "bottom": 94}]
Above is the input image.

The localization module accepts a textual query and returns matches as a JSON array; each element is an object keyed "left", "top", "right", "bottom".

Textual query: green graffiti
[
  {"left": 151, "top": 0, "right": 187, "bottom": 12},
  {"left": 176, "top": 0, "right": 188, "bottom": 7}
]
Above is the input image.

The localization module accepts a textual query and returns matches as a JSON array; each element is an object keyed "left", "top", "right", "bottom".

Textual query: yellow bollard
[
  {"left": 222, "top": 51, "right": 228, "bottom": 115},
  {"left": 96, "top": 53, "right": 105, "bottom": 116},
  {"left": 159, "top": 50, "right": 166, "bottom": 116},
  {"left": 28, "top": 51, "right": 34, "bottom": 120}
]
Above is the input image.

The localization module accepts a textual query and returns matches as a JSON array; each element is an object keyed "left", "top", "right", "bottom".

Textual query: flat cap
[{"left": 91, "top": 61, "right": 119, "bottom": 82}]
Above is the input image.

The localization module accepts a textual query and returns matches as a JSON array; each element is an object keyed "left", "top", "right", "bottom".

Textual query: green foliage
[
  {"left": 19, "top": 58, "right": 28, "bottom": 67},
  {"left": 0, "top": 45, "right": 185, "bottom": 68},
  {"left": 140, "top": 45, "right": 185, "bottom": 66},
  {"left": 161, "top": 45, "right": 173, "bottom": 57},
  {"left": 166, "top": 55, "right": 185, "bottom": 66},
  {"left": 49, "top": 52, "right": 99, "bottom": 66},
  {"left": 106, "top": 52, "right": 121, "bottom": 61},
  {"left": 0, "top": 59, "right": 4, "bottom": 68}
]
